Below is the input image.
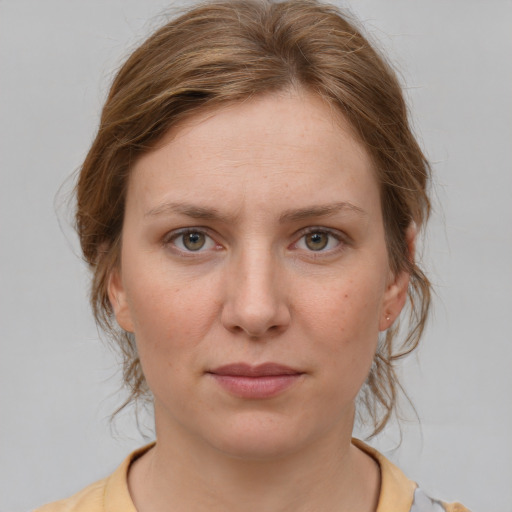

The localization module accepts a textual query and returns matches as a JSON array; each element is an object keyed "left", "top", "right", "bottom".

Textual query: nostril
[{"left": 220, "top": 270, "right": 291, "bottom": 338}]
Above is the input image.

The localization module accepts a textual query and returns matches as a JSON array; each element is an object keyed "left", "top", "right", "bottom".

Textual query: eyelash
[
  {"left": 163, "top": 228, "right": 220, "bottom": 256},
  {"left": 292, "top": 227, "right": 345, "bottom": 254},
  {"left": 162, "top": 227, "right": 346, "bottom": 256}
]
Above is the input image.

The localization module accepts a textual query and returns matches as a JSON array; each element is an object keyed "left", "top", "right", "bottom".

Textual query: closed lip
[
  {"left": 207, "top": 362, "right": 304, "bottom": 399},
  {"left": 208, "top": 362, "right": 303, "bottom": 377}
]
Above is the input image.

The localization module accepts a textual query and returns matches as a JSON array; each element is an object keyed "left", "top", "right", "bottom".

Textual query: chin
[
  {"left": 203, "top": 412, "right": 323, "bottom": 461},
  {"left": 212, "top": 434, "right": 304, "bottom": 461}
]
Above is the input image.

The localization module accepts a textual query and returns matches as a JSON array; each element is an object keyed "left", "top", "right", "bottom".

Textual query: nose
[{"left": 220, "top": 247, "right": 291, "bottom": 339}]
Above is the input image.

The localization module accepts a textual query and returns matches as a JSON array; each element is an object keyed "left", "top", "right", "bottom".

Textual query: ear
[
  {"left": 379, "top": 223, "right": 416, "bottom": 332},
  {"left": 108, "top": 267, "right": 135, "bottom": 333}
]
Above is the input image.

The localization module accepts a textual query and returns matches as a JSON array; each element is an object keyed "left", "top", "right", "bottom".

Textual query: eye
[
  {"left": 169, "top": 229, "right": 217, "bottom": 252},
  {"left": 295, "top": 229, "right": 341, "bottom": 252}
]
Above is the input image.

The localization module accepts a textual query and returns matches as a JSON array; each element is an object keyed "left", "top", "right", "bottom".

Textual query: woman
[{"left": 37, "top": 1, "right": 468, "bottom": 511}]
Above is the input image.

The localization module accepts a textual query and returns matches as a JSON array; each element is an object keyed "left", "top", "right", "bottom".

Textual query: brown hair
[{"left": 76, "top": 0, "right": 431, "bottom": 435}]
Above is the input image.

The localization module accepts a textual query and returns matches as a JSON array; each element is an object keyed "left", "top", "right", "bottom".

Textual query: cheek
[
  {"left": 122, "top": 261, "right": 221, "bottom": 363},
  {"left": 124, "top": 274, "right": 221, "bottom": 407},
  {"left": 300, "top": 273, "right": 384, "bottom": 341},
  {"left": 296, "top": 272, "right": 385, "bottom": 388}
]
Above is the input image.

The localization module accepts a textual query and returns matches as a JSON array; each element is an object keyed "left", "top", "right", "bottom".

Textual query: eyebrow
[
  {"left": 145, "top": 201, "right": 231, "bottom": 221},
  {"left": 278, "top": 201, "right": 367, "bottom": 223},
  {"left": 144, "top": 200, "right": 366, "bottom": 223}
]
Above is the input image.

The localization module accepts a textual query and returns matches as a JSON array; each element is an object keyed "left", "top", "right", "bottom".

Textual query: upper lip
[{"left": 208, "top": 363, "right": 303, "bottom": 377}]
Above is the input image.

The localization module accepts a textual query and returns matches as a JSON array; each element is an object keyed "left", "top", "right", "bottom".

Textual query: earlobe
[
  {"left": 379, "top": 270, "right": 410, "bottom": 331},
  {"left": 379, "top": 223, "right": 416, "bottom": 331},
  {"left": 108, "top": 268, "right": 135, "bottom": 333}
]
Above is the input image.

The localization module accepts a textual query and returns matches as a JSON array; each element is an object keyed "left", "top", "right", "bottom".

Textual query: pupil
[
  {"left": 307, "top": 232, "right": 328, "bottom": 251},
  {"left": 185, "top": 232, "right": 205, "bottom": 250}
]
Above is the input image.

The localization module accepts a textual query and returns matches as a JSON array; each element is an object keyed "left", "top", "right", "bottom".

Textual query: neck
[{"left": 128, "top": 410, "right": 380, "bottom": 512}]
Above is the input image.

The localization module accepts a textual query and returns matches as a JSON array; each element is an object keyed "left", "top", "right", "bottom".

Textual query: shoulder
[
  {"left": 410, "top": 487, "right": 472, "bottom": 512},
  {"left": 33, "top": 443, "right": 155, "bottom": 512},
  {"left": 34, "top": 479, "right": 106, "bottom": 512},
  {"left": 351, "top": 439, "right": 471, "bottom": 512}
]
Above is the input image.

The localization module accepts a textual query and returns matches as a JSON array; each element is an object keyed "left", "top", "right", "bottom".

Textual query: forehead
[{"left": 128, "top": 90, "right": 380, "bottom": 220}]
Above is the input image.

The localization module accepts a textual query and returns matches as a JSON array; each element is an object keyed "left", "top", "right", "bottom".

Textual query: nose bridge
[
  {"left": 239, "top": 244, "right": 276, "bottom": 304},
  {"left": 222, "top": 239, "right": 289, "bottom": 337}
]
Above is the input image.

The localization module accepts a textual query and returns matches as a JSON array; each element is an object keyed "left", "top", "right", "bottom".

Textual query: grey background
[{"left": 1, "top": 1, "right": 511, "bottom": 511}]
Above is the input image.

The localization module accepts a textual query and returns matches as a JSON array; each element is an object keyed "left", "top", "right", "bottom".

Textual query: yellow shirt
[{"left": 36, "top": 440, "right": 470, "bottom": 512}]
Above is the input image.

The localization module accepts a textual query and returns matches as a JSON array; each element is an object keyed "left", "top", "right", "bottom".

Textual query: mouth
[{"left": 207, "top": 363, "right": 305, "bottom": 399}]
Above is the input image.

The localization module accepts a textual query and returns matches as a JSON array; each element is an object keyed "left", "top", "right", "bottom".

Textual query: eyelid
[
  {"left": 292, "top": 226, "right": 347, "bottom": 253},
  {"left": 163, "top": 227, "right": 221, "bottom": 254},
  {"left": 161, "top": 225, "right": 349, "bottom": 256}
]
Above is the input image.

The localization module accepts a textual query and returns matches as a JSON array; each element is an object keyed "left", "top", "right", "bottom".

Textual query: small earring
[{"left": 386, "top": 315, "right": 390, "bottom": 321}]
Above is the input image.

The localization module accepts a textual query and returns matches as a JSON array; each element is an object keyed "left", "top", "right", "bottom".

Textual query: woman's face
[{"left": 110, "top": 90, "right": 409, "bottom": 459}]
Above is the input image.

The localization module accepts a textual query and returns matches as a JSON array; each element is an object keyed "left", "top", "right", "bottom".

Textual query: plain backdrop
[{"left": 1, "top": 1, "right": 511, "bottom": 511}]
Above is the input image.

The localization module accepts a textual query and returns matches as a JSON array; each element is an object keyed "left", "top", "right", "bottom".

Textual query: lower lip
[{"left": 209, "top": 374, "right": 303, "bottom": 399}]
